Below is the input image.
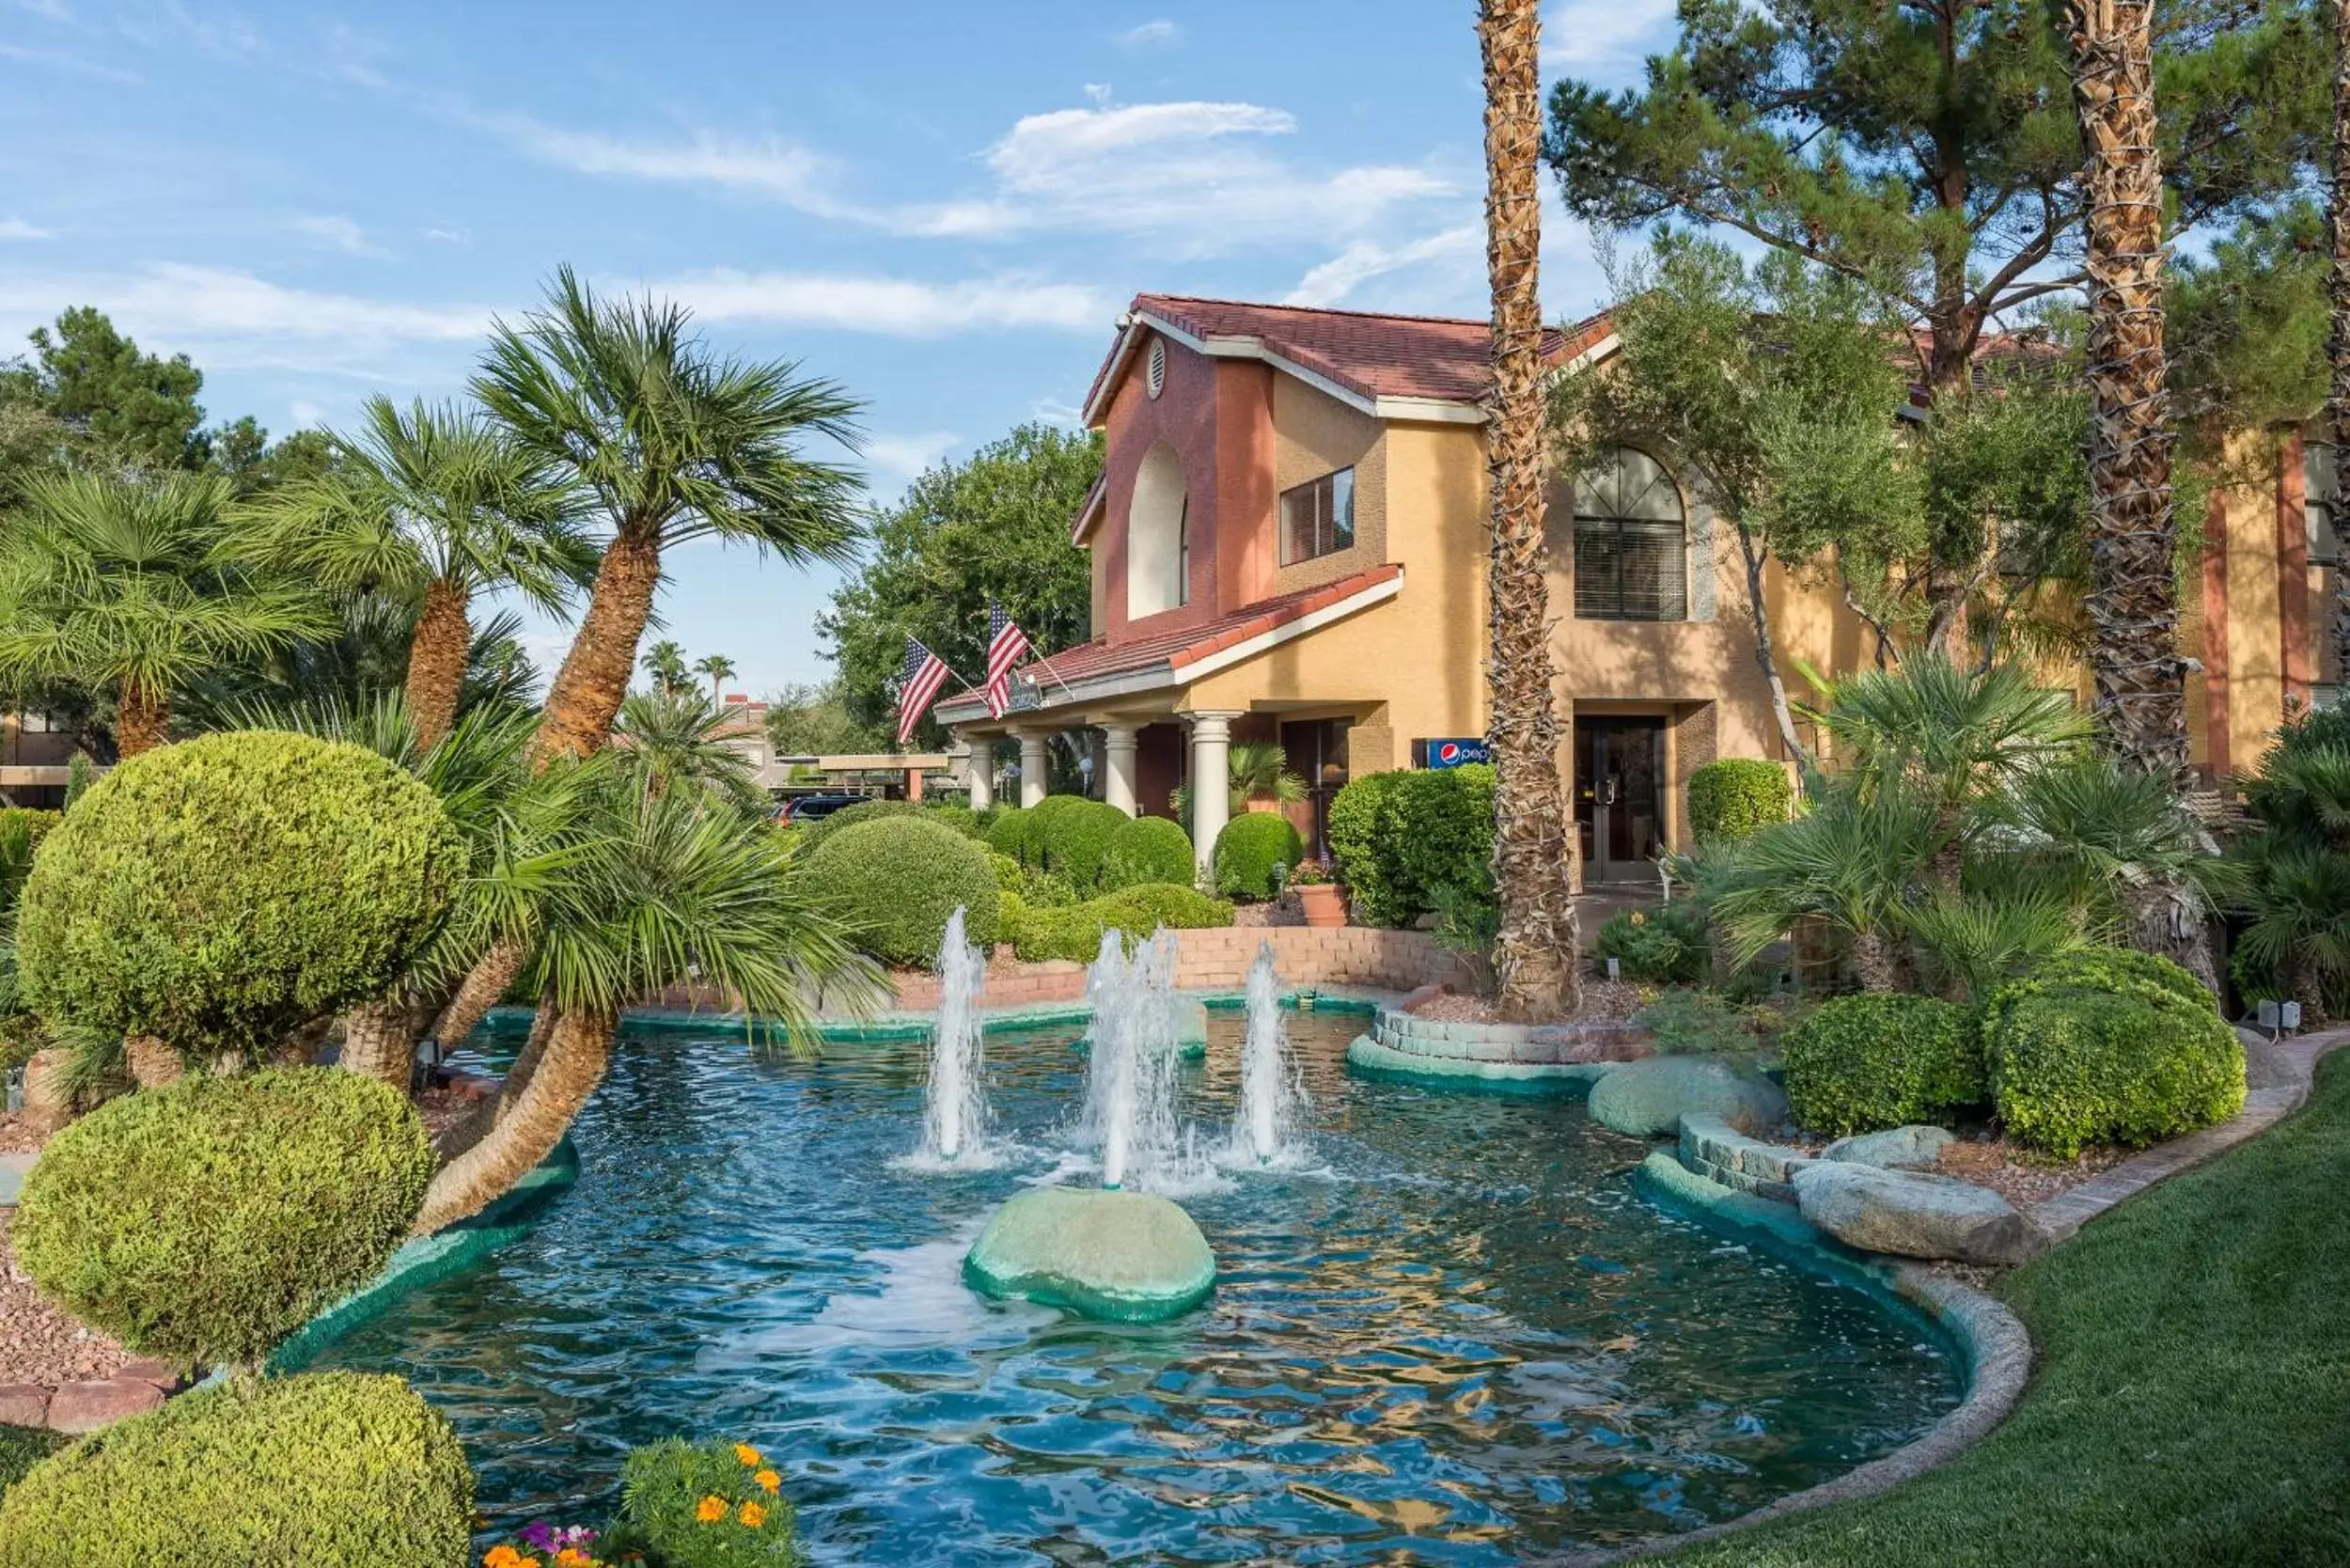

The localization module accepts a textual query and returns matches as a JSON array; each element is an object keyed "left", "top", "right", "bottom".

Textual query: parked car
[{"left": 777, "top": 792, "right": 866, "bottom": 824}]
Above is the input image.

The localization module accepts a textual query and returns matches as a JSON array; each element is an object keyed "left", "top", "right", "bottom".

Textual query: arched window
[
  {"left": 1128, "top": 441, "right": 1188, "bottom": 618},
  {"left": 1572, "top": 447, "right": 1685, "bottom": 621}
]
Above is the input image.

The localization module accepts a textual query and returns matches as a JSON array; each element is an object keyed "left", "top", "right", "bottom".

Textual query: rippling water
[{"left": 309, "top": 1012, "right": 1962, "bottom": 1564}]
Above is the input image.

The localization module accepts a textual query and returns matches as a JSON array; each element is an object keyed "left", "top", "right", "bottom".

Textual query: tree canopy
[{"left": 820, "top": 421, "right": 1100, "bottom": 741}]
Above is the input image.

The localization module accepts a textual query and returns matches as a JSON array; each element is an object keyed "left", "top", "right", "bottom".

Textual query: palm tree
[
  {"left": 477, "top": 268, "right": 863, "bottom": 768},
  {"left": 693, "top": 651, "right": 739, "bottom": 705},
  {"left": 409, "top": 768, "right": 884, "bottom": 1232},
  {"left": 0, "top": 471, "right": 329, "bottom": 756},
  {"left": 641, "top": 640, "right": 690, "bottom": 698},
  {"left": 247, "top": 397, "right": 591, "bottom": 751},
  {"left": 2067, "top": 0, "right": 2186, "bottom": 777},
  {"left": 614, "top": 686, "right": 765, "bottom": 812},
  {"left": 1480, "top": 0, "right": 1579, "bottom": 1022},
  {"left": 1707, "top": 779, "right": 1939, "bottom": 992}
]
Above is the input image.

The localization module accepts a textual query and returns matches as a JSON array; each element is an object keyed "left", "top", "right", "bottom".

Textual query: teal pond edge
[
  {"left": 270, "top": 1137, "right": 581, "bottom": 1374},
  {"left": 1342, "top": 1033, "right": 1610, "bottom": 1097}
]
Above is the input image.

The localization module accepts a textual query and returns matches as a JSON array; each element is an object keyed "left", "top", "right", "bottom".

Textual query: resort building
[{"left": 934, "top": 294, "right": 2331, "bottom": 886}]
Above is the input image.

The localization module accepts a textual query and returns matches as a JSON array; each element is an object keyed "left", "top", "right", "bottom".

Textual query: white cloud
[
  {"left": 0, "top": 39, "right": 138, "bottom": 80},
  {"left": 288, "top": 400, "right": 326, "bottom": 428},
  {"left": 863, "top": 431, "right": 962, "bottom": 494},
  {"left": 422, "top": 226, "right": 470, "bottom": 245},
  {"left": 0, "top": 218, "right": 55, "bottom": 241},
  {"left": 650, "top": 269, "right": 1109, "bottom": 337},
  {"left": 1031, "top": 398, "right": 1087, "bottom": 429},
  {"left": 292, "top": 214, "right": 389, "bottom": 258},
  {"left": 1285, "top": 224, "right": 1483, "bottom": 307},
  {"left": 478, "top": 109, "right": 838, "bottom": 205},
  {"left": 1115, "top": 19, "right": 1181, "bottom": 48},
  {"left": 1542, "top": 0, "right": 1676, "bottom": 78}
]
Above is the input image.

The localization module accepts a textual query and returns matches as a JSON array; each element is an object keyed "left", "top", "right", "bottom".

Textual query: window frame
[
  {"left": 1278, "top": 466, "right": 1356, "bottom": 567},
  {"left": 1571, "top": 447, "right": 1688, "bottom": 623}
]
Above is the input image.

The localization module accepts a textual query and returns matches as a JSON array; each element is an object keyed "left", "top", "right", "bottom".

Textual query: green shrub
[
  {"left": 1636, "top": 987, "right": 1756, "bottom": 1056},
  {"left": 1101, "top": 814, "right": 1195, "bottom": 890},
  {"left": 922, "top": 803, "right": 981, "bottom": 838},
  {"left": 603, "top": 1437, "right": 803, "bottom": 1567},
  {"left": 795, "top": 796, "right": 918, "bottom": 856},
  {"left": 1984, "top": 954, "right": 2245, "bottom": 1158},
  {"left": 1212, "top": 811, "right": 1304, "bottom": 901},
  {"left": 1007, "top": 883, "right": 1234, "bottom": 963},
  {"left": 1040, "top": 799, "right": 1128, "bottom": 894},
  {"left": 0, "top": 807, "right": 60, "bottom": 853},
  {"left": 1327, "top": 770, "right": 1410, "bottom": 925},
  {"left": 0, "top": 1372, "right": 472, "bottom": 1567},
  {"left": 1594, "top": 902, "right": 1711, "bottom": 983},
  {"left": 798, "top": 815, "right": 999, "bottom": 967},
  {"left": 1781, "top": 994, "right": 1985, "bottom": 1136},
  {"left": 16, "top": 731, "right": 465, "bottom": 1063},
  {"left": 1687, "top": 759, "right": 1794, "bottom": 845},
  {"left": 12, "top": 1068, "right": 434, "bottom": 1368},
  {"left": 0, "top": 1423, "right": 66, "bottom": 1497},
  {"left": 982, "top": 806, "right": 1036, "bottom": 866},
  {"left": 1325, "top": 766, "right": 1495, "bottom": 926}
]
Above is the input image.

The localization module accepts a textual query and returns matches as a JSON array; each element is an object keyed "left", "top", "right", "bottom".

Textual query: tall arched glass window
[{"left": 1572, "top": 447, "right": 1686, "bottom": 621}]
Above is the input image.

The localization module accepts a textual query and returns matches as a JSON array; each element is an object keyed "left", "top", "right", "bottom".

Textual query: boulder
[
  {"left": 1821, "top": 1124, "right": 1955, "bottom": 1171},
  {"left": 1586, "top": 1057, "right": 1787, "bottom": 1139},
  {"left": 1793, "top": 1161, "right": 2052, "bottom": 1266},
  {"left": 964, "top": 1185, "right": 1215, "bottom": 1323},
  {"left": 20, "top": 1048, "right": 73, "bottom": 1137},
  {"left": 46, "top": 1376, "right": 164, "bottom": 1434}
]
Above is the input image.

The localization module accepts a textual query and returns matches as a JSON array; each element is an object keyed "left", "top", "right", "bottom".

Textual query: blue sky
[{"left": 0, "top": 0, "right": 1676, "bottom": 696}]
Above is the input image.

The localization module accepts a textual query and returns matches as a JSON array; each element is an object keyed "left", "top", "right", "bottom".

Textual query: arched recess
[
  {"left": 1567, "top": 446, "right": 1690, "bottom": 621},
  {"left": 1128, "top": 440, "right": 1189, "bottom": 618}
]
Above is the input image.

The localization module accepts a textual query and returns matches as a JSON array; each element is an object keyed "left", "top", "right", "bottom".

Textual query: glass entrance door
[{"left": 1574, "top": 717, "right": 1666, "bottom": 884}]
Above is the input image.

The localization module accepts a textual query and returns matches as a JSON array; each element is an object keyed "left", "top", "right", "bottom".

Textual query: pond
[{"left": 308, "top": 1011, "right": 1963, "bottom": 1564}]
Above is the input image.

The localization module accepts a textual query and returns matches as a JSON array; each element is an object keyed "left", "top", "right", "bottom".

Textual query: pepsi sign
[{"left": 1413, "top": 737, "right": 1492, "bottom": 769}]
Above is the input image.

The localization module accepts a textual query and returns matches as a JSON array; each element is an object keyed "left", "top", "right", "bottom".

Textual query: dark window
[
  {"left": 1176, "top": 495, "right": 1190, "bottom": 607},
  {"left": 2308, "top": 440, "right": 2340, "bottom": 567},
  {"left": 1280, "top": 467, "right": 1355, "bottom": 565},
  {"left": 1573, "top": 447, "right": 1686, "bottom": 621}
]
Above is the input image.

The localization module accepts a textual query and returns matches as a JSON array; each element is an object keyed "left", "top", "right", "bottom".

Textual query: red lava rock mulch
[
  {"left": 1935, "top": 1136, "right": 2130, "bottom": 1209},
  {"left": 0, "top": 1210, "right": 131, "bottom": 1391},
  {"left": 0, "top": 1110, "right": 45, "bottom": 1156},
  {"left": 1403, "top": 979, "right": 1650, "bottom": 1024}
]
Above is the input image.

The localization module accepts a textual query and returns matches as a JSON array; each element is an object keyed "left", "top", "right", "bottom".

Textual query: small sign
[
  {"left": 1004, "top": 675, "right": 1042, "bottom": 714},
  {"left": 1413, "top": 737, "right": 1492, "bottom": 769}
]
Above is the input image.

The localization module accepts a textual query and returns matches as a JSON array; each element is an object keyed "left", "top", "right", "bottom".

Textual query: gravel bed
[
  {"left": 1405, "top": 979, "right": 1651, "bottom": 1024},
  {"left": 1935, "top": 1137, "right": 2129, "bottom": 1208},
  {"left": 0, "top": 1209, "right": 128, "bottom": 1387}
]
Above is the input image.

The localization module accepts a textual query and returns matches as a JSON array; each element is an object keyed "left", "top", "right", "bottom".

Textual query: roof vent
[{"left": 1146, "top": 337, "right": 1167, "bottom": 399}]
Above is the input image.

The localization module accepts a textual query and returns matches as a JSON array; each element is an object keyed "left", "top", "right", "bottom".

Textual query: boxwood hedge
[
  {"left": 1102, "top": 814, "right": 1194, "bottom": 890},
  {"left": 1686, "top": 758, "right": 1794, "bottom": 845},
  {"left": 795, "top": 797, "right": 919, "bottom": 856},
  {"left": 1326, "top": 764, "right": 1494, "bottom": 926},
  {"left": 1040, "top": 799, "right": 1129, "bottom": 894},
  {"left": 1782, "top": 993, "right": 1986, "bottom": 1137},
  {"left": 999, "top": 883, "right": 1232, "bottom": 963},
  {"left": 798, "top": 815, "right": 1000, "bottom": 967},
  {"left": 1211, "top": 811, "right": 1304, "bottom": 901}
]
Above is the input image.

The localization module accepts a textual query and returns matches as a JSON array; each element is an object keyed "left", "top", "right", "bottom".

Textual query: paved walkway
[{"left": 2033, "top": 1023, "right": 2350, "bottom": 1239}]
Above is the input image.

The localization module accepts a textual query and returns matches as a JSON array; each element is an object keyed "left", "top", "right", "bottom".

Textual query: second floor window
[
  {"left": 1573, "top": 447, "right": 1686, "bottom": 621},
  {"left": 1281, "top": 467, "right": 1355, "bottom": 565}
]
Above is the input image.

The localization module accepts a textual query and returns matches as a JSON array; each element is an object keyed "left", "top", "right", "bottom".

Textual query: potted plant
[{"left": 1289, "top": 858, "right": 1345, "bottom": 928}]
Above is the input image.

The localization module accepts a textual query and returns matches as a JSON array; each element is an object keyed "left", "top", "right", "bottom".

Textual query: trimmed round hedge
[
  {"left": 1782, "top": 993, "right": 1985, "bottom": 1137},
  {"left": 1041, "top": 799, "right": 1128, "bottom": 894},
  {"left": 1212, "top": 811, "right": 1304, "bottom": 901},
  {"left": 1103, "top": 814, "right": 1195, "bottom": 890},
  {"left": 0, "top": 1372, "right": 472, "bottom": 1567},
  {"left": 16, "top": 731, "right": 465, "bottom": 1061},
  {"left": 1686, "top": 758, "right": 1794, "bottom": 845},
  {"left": 12, "top": 1068, "right": 434, "bottom": 1369},
  {"left": 799, "top": 815, "right": 1000, "bottom": 967},
  {"left": 1325, "top": 765, "right": 1494, "bottom": 927},
  {"left": 1984, "top": 948, "right": 2244, "bottom": 1158},
  {"left": 795, "top": 796, "right": 919, "bottom": 856},
  {"left": 983, "top": 806, "right": 1037, "bottom": 866},
  {"left": 1000, "top": 882, "right": 1234, "bottom": 964}
]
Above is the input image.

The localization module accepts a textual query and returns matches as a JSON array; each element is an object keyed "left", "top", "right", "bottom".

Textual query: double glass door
[{"left": 1574, "top": 717, "right": 1665, "bottom": 883}]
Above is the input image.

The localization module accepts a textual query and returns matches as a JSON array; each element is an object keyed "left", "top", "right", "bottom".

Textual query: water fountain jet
[
  {"left": 1229, "top": 943, "right": 1306, "bottom": 1168},
  {"left": 916, "top": 907, "right": 989, "bottom": 1167}
]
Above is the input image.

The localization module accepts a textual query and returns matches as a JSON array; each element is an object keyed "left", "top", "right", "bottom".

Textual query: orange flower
[
  {"left": 732, "top": 1443, "right": 763, "bottom": 1466},
  {"left": 738, "top": 1500, "right": 768, "bottom": 1529},
  {"left": 695, "top": 1495, "right": 728, "bottom": 1524},
  {"left": 484, "top": 1550, "right": 521, "bottom": 1568},
  {"left": 556, "top": 1552, "right": 594, "bottom": 1567},
  {"left": 753, "top": 1468, "right": 780, "bottom": 1495}
]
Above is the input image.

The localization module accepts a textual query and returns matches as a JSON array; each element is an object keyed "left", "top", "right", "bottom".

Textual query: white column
[
  {"left": 1102, "top": 724, "right": 1140, "bottom": 816},
  {"left": 1016, "top": 729, "right": 1050, "bottom": 808},
  {"left": 1186, "top": 712, "right": 1237, "bottom": 883},
  {"left": 964, "top": 737, "right": 994, "bottom": 810}
]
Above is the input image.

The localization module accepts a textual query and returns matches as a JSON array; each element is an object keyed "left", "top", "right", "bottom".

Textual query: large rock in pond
[
  {"left": 964, "top": 1185, "right": 1214, "bottom": 1323},
  {"left": 1793, "top": 1160, "right": 2052, "bottom": 1266},
  {"left": 1821, "top": 1124, "right": 1955, "bottom": 1171},
  {"left": 1587, "top": 1057, "right": 1787, "bottom": 1139}
]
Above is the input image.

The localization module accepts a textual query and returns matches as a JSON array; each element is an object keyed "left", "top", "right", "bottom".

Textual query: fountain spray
[
  {"left": 1230, "top": 943, "right": 1305, "bottom": 1168},
  {"left": 918, "top": 906, "right": 988, "bottom": 1165}
]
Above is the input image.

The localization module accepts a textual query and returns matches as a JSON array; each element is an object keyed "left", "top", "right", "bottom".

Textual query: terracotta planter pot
[{"left": 1296, "top": 883, "right": 1346, "bottom": 928}]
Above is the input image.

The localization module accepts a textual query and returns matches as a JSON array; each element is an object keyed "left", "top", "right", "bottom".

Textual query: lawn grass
[{"left": 1663, "top": 1052, "right": 2350, "bottom": 1566}]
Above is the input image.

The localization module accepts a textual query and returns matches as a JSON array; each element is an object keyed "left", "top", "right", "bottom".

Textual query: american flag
[
  {"left": 983, "top": 602, "right": 1034, "bottom": 718},
  {"left": 895, "top": 636, "right": 952, "bottom": 745}
]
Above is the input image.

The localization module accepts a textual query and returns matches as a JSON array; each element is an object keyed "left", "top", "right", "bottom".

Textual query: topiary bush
[
  {"left": 922, "top": 802, "right": 984, "bottom": 839},
  {"left": 1005, "top": 883, "right": 1233, "bottom": 963},
  {"left": 1040, "top": 799, "right": 1129, "bottom": 895},
  {"left": 1212, "top": 811, "right": 1305, "bottom": 901},
  {"left": 1687, "top": 758, "right": 1794, "bottom": 845},
  {"left": 1781, "top": 993, "right": 1986, "bottom": 1136},
  {"left": 795, "top": 796, "right": 919, "bottom": 856},
  {"left": 1327, "top": 770, "right": 1413, "bottom": 925},
  {"left": 602, "top": 1437, "right": 803, "bottom": 1567},
  {"left": 1325, "top": 766, "right": 1495, "bottom": 926},
  {"left": 1593, "top": 902, "right": 1712, "bottom": 983},
  {"left": 12, "top": 1068, "right": 434, "bottom": 1369},
  {"left": 983, "top": 806, "right": 1037, "bottom": 866},
  {"left": 15, "top": 731, "right": 465, "bottom": 1064},
  {"left": 798, "top": 815, "right": 1000, "bottom": 967},
  {"left": 1983, "top": 949, "right": 2245, "bottom": 1158},
  {"left": 1101, "top": 814, "right": 1195, "bottom": 891},
  {"left": 0, "top": 1372, "right": 472, "bottom": 1567}
]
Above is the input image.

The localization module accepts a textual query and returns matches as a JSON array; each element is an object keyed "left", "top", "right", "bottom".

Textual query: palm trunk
[
  {"left": 431, "top": 933, "right": 529, "bottom": 1049},
  {"left": 2070, "top": 0, "right": 2186, "bottom": 780},
  {"left": 411, "top": 1006, "right": 614, "bottom": 1236},
  {"left": 125, "top": 1033, "right": 180, "bottom": 1088},
  {"left": 337, "top": 996, "right": 420, "bottom": 1092},
  {"left": 116, "top": 679, "right": 169, "bottom": 759},
  {"left": 531, "top": 529, "right": 662, "bottom": 767},
  {"left": 404, "top": 577, "right": 472, "bottom": 753},
  {"left": 2329, "top": 0, "right": 2350, "bottom": 686},
  {"left": 1849, "top": 929, "right": 1900, "bottom": 994},
  {"left": 1480, "top": 0, "right": 1579, "bottom": 1023}
]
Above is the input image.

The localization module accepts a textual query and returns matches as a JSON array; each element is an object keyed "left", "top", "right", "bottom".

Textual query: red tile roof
[
  {"left": 1086, "top": 294, "right": 1614, "bottom": 417},
  {"left": 939, "top": 564, "right": 1402, "bottom": 714}
]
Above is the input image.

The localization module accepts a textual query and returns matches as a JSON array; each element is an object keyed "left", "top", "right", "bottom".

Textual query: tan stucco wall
[
  {"left": 1266, "top": 375, "right": 1388, "bottom": 598},
  {"left": 2220, "top": 447, "right": 2289, "bottom": 773}
]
